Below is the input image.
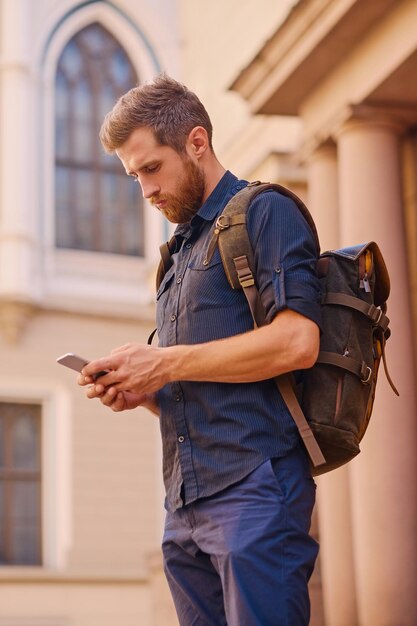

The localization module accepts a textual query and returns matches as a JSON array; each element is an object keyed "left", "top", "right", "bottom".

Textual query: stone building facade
[{"left": 1, "top": 1, "right": 416, "bottom": 625}]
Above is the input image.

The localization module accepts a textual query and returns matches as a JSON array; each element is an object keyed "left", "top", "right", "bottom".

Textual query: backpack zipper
[{"left": 359, "top": 250, "right": 373, "bottom": 293}]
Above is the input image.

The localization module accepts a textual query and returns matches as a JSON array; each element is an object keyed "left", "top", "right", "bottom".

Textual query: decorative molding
[
  {"left": 297, "top": 102, "right": 417, "bottom": 163},
  {"left": 0, "top": 299, "right": 38, "bottom": 345}
]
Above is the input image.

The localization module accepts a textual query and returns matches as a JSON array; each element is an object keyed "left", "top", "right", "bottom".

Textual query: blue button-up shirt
[{"left": 156, "top": 171, "right": 321, "bottom": 511}]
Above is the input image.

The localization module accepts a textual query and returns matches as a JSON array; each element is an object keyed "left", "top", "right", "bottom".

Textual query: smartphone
[{"left": 56, "top": 353, "right": 108, "bottom": 380}]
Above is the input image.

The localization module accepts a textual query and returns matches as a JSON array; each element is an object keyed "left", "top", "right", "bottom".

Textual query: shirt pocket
[
  {"left": 186, "top": 249, "right": 236, "bottom": 312},
  {"left": 156, "top": 266, "right": 175, "bottom": 334}
]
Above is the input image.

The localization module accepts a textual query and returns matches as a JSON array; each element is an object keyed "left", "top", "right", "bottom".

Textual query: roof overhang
[{"left": 230, "top": 0, "right": 399, "bottom": 115}]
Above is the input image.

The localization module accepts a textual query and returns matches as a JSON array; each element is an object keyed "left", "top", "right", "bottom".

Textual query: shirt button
[
  {"left": 170, "top": 314, "right": 177, "bottom": 322},
  {"left": 178, "top": 435, "right": 185, "bottom": 443},
  {"left": 176, "top": 277, "right": 182, "bottom": 284},
  {"left": 186, "top": 243, "right": 192, "bottom": 249},
  {"left": 175, "top": 394, "right": 182, "bottom": 402}
]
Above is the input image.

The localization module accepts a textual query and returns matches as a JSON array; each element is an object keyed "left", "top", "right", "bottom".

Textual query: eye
[{"left": 145, "top": 164, "right": 160, "bottom": 174}]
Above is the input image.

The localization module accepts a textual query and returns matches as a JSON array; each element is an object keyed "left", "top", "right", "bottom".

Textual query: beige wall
[
  {"left": 0, "top": 0, "right": 177, "bottom": 624},
  {"left": 4, "top": 1, "right": 417, "bottom": 625},
  {"left": 180, "top": 0, "right": 304, "bottom": 184},
  {"left": 0, "top": 579, "right": 152, "bottom": 626}
]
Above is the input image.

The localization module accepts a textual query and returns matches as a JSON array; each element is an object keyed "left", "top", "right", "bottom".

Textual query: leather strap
[
  {"left": 233, "top": 254, "right": 326, "bottom": 469},
  {"left": 159, "top": 237, "right": 176, "bottom": 274},
  {"left": 274, "top": 375, "right": 326, "bottom": 468},
  {"left": 323, "top": 292, "right": 390, "bottom": 332},
  {"left": 156, "top": 236, "right": 176, "bottom": 290},
  {"left": 317, "top": 351, "right": 372, "bottom": 383},
  {"left": 233, "top": 255, "right": 266, "bottom": 328}
]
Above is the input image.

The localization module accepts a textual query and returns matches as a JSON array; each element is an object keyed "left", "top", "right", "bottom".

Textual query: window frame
[
  {"left": 39, "top": 4, "right": 167, "bottom": 317},
  {"left": 0, "top": 382, "right": 73, "bottom": 570},
  {"left": 0, "top": 403, "right": 43, "bottom": 566},
  {"left": 54, "top": 22, "right": 144, "bottom": 257}
]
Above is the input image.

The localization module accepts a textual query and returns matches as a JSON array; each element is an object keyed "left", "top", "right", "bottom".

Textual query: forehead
[{"left": 116, "top": 127, "right": 178, "bottom": 171}]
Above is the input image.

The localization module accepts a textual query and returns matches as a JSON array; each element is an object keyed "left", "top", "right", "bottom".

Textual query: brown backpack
[{"left": 156, "top": 181, "right": 399, "bottom": 475}]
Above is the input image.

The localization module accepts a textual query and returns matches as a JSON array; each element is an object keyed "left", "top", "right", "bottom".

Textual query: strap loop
[
  {"left": 323, "top": 292, "right": 390, "bottom": 331},
  {"left": 317, "top": 351, "right": 373, "bottom": 384}
]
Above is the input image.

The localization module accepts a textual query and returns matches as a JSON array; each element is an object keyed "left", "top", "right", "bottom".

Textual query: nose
[{"left": 140, "top": 179, "right": 161, "bottom": 200}]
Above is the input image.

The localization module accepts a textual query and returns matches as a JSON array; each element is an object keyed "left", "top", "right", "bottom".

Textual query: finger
[
  {"left": 77, "top": 373, "right": 94, "bottom": 386},
  {"left": 100, "top": 386, "right": 118, "bottom": 406},
  {"left": 91, "top": 371, "right": 117, "bottom": 387},
  {"left": 110, "top": 392, "right": 126, "bottom": 412},
  {"left": 86, "top": 384, "right": 105, "bottom": 399},
  {"left": 82, "top": 357, "right": 115, "bottom": 378}
]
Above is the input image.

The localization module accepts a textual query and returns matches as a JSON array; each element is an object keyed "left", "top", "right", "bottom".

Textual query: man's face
[{"left": 116, "top": 127, "right": 206, "bottom": 224}]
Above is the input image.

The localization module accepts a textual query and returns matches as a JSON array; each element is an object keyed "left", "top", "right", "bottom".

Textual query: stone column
[
  {"left": 0, "top": 0, "right": 38, "bottom": 341},
  {"left": 307, "top": 142, "right": 339, "bottom": 252},
  {"left": 337, "top": 112, "right": 417, "bottom": 626},
  {"left": 306, "top": 143, "right": 358, "bottom": 626}
]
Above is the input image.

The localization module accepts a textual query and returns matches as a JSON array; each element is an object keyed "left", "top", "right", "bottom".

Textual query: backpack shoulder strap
[
  {"left": 155, "top": 236, "right": 176, "bottom": 291},
  {"left": 212, "top": 181, "right": 320, "bottom": 291},
  {"left": 214, "top": 181, "right": 325, "bottom": 470}
]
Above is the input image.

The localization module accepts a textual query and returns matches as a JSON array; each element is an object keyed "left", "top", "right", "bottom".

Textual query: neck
[{"left": 201, "top": 155, "right": 227, "bottom": 203}]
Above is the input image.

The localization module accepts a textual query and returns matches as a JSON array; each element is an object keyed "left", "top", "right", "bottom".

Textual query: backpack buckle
[
  {"left": 216, "top": 215, "right": 230, "bottom": 230},
  {"left": 233, "top": 255, "right": 255, "bottom": 288},
  {"left": 239, "top": 274, "right": 255, "bottom": 288},
  {"left": 247, "top": 180, "right": 263, "bottom": 187},
  {"left": 361, "top": 364, "right": 373, "bottom": 384}
]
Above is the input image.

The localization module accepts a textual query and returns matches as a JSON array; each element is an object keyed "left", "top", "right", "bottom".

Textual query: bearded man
[{"left": 79, "top": 74, "right": 321, "bottom": 626}]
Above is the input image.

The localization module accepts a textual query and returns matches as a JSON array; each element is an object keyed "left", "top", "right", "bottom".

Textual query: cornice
[{"left": 230, "top": 0, "right": 398, "bottom": 115}]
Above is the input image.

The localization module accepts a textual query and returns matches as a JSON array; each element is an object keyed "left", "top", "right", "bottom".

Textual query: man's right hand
[{"left": 78, "top": 375, "right": 160, "bottom": 416}]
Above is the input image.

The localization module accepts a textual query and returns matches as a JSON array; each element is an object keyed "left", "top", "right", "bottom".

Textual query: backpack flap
[
  {"left": 327, "top": 241, "right": 390, "bottom": 306},
  {"left": 367, "top": 241, "right": 390, "bottom": 306}
]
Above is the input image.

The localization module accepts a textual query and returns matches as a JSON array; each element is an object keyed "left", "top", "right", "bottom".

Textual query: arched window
[{"left": 55, "top": 23, "right": 143, "bottom": 256}]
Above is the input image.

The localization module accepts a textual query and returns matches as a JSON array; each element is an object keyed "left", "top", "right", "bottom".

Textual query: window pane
[
  {"left": 110, "top": 48, "right": 134, "bottom": 88},
  {"left": 59, "top": 39, "right": 83, "bottom": 83},
  {"left": 101, "top": 172, "right": 120, "bottom": 254},
  {"left": 0, "top": 403, "right": 42, "bottom": 565},
  {"left": 73, "top": 79, "right": 93, "bottom": 162},
  {"left": 101, "top": 173, "right": 143, "bottom": 256},
  {"left": 11, "top": 412, "right": 39, "bottom": 470},
  {"left": 55, "top": 165, "right": 73, "bottom": 248},
  {"left": 11, "top": 481, "right": 41, "bottom": 565},
  {"left": 55, "top": 73, "right": 70, "bottom": 160},
  {"left": 74, "top": 168, "right": 96, "bottom": 250},
  {"left": 79, "top": 22, "right": 107, "bottom": 55},
  {"left": 55, "top": 22, "right": 142, "bottom": 256}
]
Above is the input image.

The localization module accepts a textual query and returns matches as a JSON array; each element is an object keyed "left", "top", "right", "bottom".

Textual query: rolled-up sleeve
[{"left": 247, "top": 189, "right": 322, "bottom": 329}]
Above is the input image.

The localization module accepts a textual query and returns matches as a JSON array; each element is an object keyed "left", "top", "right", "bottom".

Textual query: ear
[{"left": 186, "top": 126, "right": 209, "bottom": 160}]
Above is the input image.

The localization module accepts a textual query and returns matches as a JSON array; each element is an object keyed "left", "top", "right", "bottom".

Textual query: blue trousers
[{"left": 162, "top": 446, "right": 318, "bottom": 626}]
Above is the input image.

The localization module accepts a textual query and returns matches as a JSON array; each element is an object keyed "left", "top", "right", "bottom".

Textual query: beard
[{"left": 151, "top": 156, "right": 206, "bottom": 224}]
